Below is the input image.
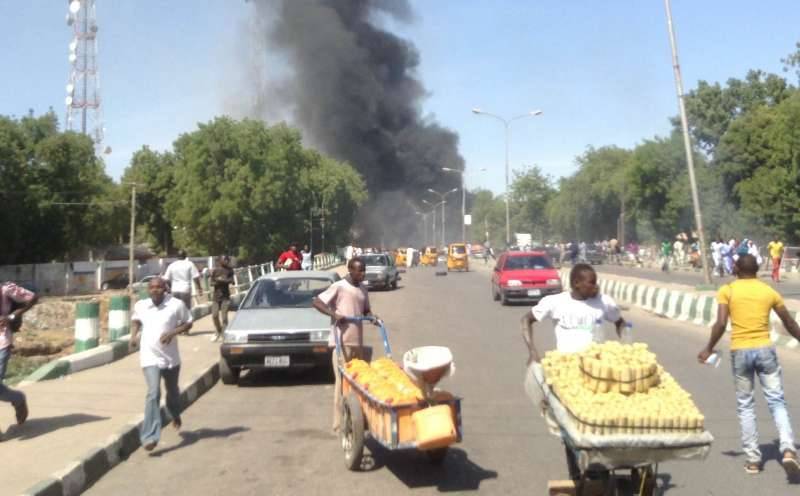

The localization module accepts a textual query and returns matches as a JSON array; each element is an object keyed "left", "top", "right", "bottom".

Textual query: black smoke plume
[{"left": 243, "top": 0, "right": 464, "bottom": 246}]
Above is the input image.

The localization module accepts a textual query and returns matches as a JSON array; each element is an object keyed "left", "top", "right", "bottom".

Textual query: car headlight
[
  {"left": 223, "top": 332, "right": 247, "bottom": 343},
  {"left": 546, "top": 279, "right": 561, "bottom": 286},
  {"left": 506, "top": 279, "right": 522, "bottom": 287},
  {"left": 310, "top": 330, "right": 330, "bottom": 342}
]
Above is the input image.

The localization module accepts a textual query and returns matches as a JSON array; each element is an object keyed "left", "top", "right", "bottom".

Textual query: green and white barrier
[
  {"left": 108, "top": 295, "right": 131, "bottom": 341},
  {"left": 75, "top": 301, "right": 100, "bottom": 352}
]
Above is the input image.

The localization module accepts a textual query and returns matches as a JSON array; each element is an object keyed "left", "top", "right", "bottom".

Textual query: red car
[{"left": 491, "top": 251, "right": 563, "bottom": 305}]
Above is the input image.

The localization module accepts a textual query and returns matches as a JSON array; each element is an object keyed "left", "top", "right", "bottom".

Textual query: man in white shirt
[
  {"left": 520, "top": 263, "right": 626, "bottom": 480},
  {"left": 163, "top": 250, "right": 203, "bottom": 313},
  {"left": 521, "top": 263, "right": 626, "bottom": 362},
  {"left": 130, "top": 277, "right": 193, "bottom": 451}
]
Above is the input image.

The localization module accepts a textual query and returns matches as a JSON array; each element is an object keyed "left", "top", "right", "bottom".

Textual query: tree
[
  {"left": 122, "top": 147, "right": 178, "bottom": 253},
  {"left": 509, "top": 166, "right": 555, "bottom": 242},
  {"left": 166, "top": 118, "right": 366, "bottom": 261}
]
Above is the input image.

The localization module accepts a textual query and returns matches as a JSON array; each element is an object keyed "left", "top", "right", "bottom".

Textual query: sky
[{"left": 2, "top": 1, "right": 798, "bottom": 194}]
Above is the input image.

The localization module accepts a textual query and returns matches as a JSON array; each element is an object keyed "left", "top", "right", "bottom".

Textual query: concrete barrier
[
  {"left": 108, "top": 295, "right": 130, "bottom": 341},
  {"left": 74, "top": 302, "right": 100, "bottom": 352}
]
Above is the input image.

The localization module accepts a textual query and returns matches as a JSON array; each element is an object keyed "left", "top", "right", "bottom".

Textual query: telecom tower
[{"left": 65, "top": 0, "right": 108, "bottom": 154}]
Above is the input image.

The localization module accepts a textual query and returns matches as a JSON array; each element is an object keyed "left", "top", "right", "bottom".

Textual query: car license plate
[
  {"left": 527, "top": 289, "right": 541, "bottom": 296},
  {"left": 264, "top": 356, "right": 290, "bottom": 367}
]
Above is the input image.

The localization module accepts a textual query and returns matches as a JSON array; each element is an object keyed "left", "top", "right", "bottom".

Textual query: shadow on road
[
  {"left": 722, "top": 441, "right": 800, "bottom": 484},
  {"left": 366, "top": 443, "right": 498, "bottom": 492},
  {"left": 149, "top": 426, "right": 250, "bottom": 457},
  {"left": 3, "top": 413, "right": 108, "bottom": 441},
  {"left": 238, "top": 367, "right": 335, "bottom": 388}
]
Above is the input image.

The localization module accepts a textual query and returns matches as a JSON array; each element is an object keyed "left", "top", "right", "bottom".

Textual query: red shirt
[{"left": 277, "top": 250, "right": 302, "bottom": 270}]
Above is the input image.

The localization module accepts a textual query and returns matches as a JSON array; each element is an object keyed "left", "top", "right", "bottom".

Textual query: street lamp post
[
  {"left": 427, "top": 188, "right": 457, "bottom": 246},
  {"left": 414, "top": 211, "right": 429, "bottom": 245},
  {"left": 422, "top": 200, "right": 440, "bottom": 247},
  {"left": 663, "top": 0, "right": 712, "bottom": 285},
  {"left": 442, "top": 167, "right": 486, "bottom": 244},
  {"left": 472, "top": 108, "right": 543, "bottom": 247}
]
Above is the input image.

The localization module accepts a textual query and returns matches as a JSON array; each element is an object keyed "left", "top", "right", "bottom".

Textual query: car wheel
[
  {"left": 219, "top": 357, "right": 240, "bottom": 385},
  {"left": 492, "top": 284, "right": 500, "bottom": 301},
  {"left": 391, "top": 278, "right": 398, "bottom": 290}
]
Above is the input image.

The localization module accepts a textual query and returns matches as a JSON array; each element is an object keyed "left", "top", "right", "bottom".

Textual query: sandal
[
  {"left": 782, "top": 450, "right": 800, "bottom": 477},
  {"left": 744, "top": 461, "right": 761, "bottom": 474}
]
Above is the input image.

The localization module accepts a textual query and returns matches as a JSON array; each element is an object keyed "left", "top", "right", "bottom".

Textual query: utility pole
[
  {"left": 128, "top": 183, "right": 137, "bottom": 296},
  {"left": 664, "top": 0, "right": 712, "bottom": 284}
]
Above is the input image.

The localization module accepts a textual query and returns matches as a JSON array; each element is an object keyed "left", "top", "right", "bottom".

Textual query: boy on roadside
[{"left": 698, "top": 254, "right": 800, "bottom": 476}]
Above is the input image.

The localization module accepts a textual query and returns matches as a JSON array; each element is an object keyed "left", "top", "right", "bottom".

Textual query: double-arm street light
[
  {"left": 472, "top": 107, "right": 543, "bottom": 247},
  {"left": 442, "top": 167, "right": 487, "bottom": 244},
  {"left": 427, "top": 188, "right": 458, "bottom": 246},
  {"left": 421, "top": 199, "right": 443, "bottom": 246}
]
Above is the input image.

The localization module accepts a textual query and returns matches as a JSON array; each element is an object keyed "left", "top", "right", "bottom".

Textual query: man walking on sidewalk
[
  {"left": 163, "top": 250, "right": 203, "bottom": 313},
  {"left": 767, "top": 236, "right": 785, "bottom": 283},
  {"left": 698, "top": 255, "right": 800, "bottom": 477},
  {"left": 0, "top": 282, "right": 37, "bottom": 437},
  {"left": 130, "top": 277, "right": 193, "bottom": 451},
  {"left": 210, "top": 256, "right": 234, "bottom": 342}
]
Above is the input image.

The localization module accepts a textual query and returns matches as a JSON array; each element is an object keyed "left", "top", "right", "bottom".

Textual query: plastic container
[
  {"left": 412, "top": 404, "right": 457, "bottom": 450},
  {"left": 705, "top": 352, "right": 721, "bottom": 368},
  {"left": 622, "top": 322, "right": 634, "bottom": 344},
  {"left": 403, "top": 346, "right": 455, "bottom": 388},
  {"left": 592, "top": 319, "right": 605, "bottom": 343}
]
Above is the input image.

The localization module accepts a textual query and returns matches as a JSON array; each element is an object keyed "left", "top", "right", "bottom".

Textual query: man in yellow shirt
[
  {"left": 767, "top": 236, "right": 785, "bottom": 282},
  {"left": 699, "top": 254, "right": 800, "bottom": 476}
]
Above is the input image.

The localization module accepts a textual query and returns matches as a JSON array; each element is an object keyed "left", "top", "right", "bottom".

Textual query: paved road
[
  {"left": 87, "top": 265, "right": 800, "bottom": 495},
  {"left": 596, "top": 263, "right": 800, "bottom": 299}
]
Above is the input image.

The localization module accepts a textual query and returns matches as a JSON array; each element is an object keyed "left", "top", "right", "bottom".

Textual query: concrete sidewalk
[{"left": 0, "top": 312, "right": 223, "bottom": 496}]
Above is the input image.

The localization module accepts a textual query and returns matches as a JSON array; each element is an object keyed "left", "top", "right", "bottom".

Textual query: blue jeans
[
  {"left": 140, "top": 365, "right": 181, "bottom": 445},
  {"left": 0, "top": 346, "right": 26, "bottom": 408},
  {"left": 731, "top": 347, "right": 797, "bottom": 462}
]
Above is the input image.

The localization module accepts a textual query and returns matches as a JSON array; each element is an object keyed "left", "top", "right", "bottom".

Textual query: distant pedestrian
[
  {"left": 277, "top": 243, "right": 302, "bottom": 271},
  {"left": 312, "top": 257, "right": 378, "bottom": 433},
  {"left": 711, "top": 239, "right": 723, "bottom": 276},
  {"left": 130, "top": 277, "right": 193, "bottom": 451},
  {"left": 163, "top": 250, "right": 203, "bottom": 313},
  {"left": 698, "top": 255, "right": 800, "bottom": 476},
  {"left": 301, "top": 244, "right": 313, "bottom": 271},
  {"left": 660, "top": 240, "right": 672, "bottom": 272},
  {"left": 721, "top": 241, "right": 734, "bottom": 275},
  {"left": 0, "top": 282, "right": 37, "bottom": 437},
  {"left": 767, "top": 236, "right": 785, "bottom": 283},
  {"left": 568, "top": 242, "right": 579, "bottom": 265},
  {"left": 210, "top": 256, "right": 234, "bottom": 342}
]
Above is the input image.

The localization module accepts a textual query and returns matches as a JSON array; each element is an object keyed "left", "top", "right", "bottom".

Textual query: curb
[
  {"left": 560, "top": 269, "right": 800, "bottom": 351},
  {"left": 22, "top": 294, "right": 245, "bottom": 385},
  {"left": 20, "top": 362, "right": 221, "bottom": 496}
]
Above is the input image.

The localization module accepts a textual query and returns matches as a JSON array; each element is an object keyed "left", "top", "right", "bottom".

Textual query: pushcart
[
  {"left": 526, "top": 363, "right": 713, "bottom": 496},
  {"left": 335, "top": 317, "right": 462, "bottom": 470}
]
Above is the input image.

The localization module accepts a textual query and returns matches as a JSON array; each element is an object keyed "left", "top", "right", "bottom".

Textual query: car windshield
[
  {"left": 451, "top": 245, "right": 466, "bottom": 255},
  {"left": 362, "top": 255, "right": 388, "bottom": 266},
  {"left": 504, "top": 255, "right": 553, "bottom": 270},
  {"left": 241, "top": 277, "right": 332, "bottom": 309}
]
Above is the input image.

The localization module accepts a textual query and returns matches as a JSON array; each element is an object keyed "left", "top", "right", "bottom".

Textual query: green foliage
[
  {"left": 0, "top": 111, "right": 120, "bottom": 264},
  {"left": 158, "top": 118, "right": 366, "bottom": 261}
]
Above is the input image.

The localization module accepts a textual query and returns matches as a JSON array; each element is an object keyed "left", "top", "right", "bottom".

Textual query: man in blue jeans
[
  {"left": 130, "top": 277, "right": 193, "bottom": 451},
  {"left": 0, "top": 282, "right": 38, "bottom": 438},
  {"left": 699, "top": 255, "right": 800, "bottom": 476}
]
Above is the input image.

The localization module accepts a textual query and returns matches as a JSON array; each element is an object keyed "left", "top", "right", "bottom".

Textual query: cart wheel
[
  {"left": 342, "top": 393, "right": 365, "bottom": 471},
  {"left": 425, "top": 447, "right": 448, "bottom": 465}
]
